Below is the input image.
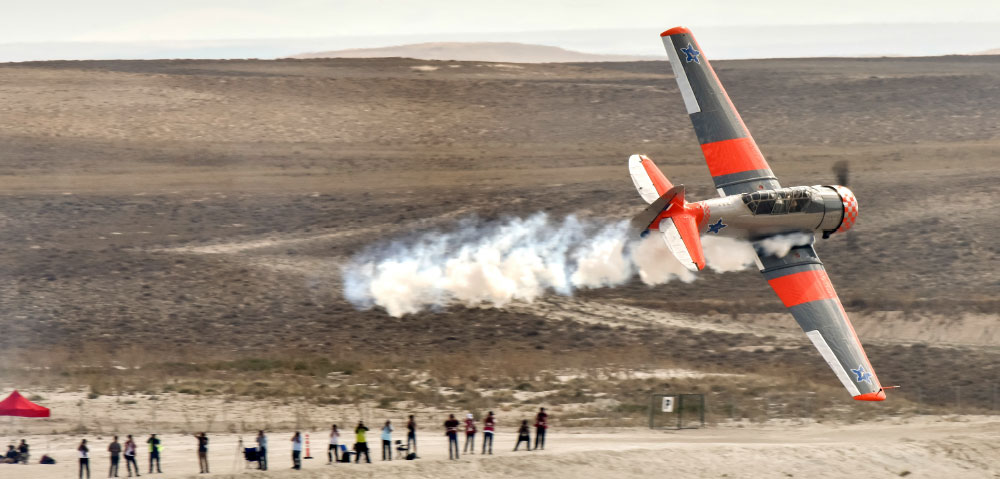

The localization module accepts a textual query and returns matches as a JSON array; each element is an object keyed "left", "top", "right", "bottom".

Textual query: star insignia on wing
[
  {"left": 707, "top": 219, "right": 726, "bottom": 234},
  {"left": 680, "top": 43, "right": 700, "bottom": 63},
  {"left": 851, "top": 365, "right": 873, "bottom": 384}
]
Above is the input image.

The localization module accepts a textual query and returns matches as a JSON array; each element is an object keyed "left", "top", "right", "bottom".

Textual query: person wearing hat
[{"left": 462, "top": 413, "right": 477, "bottom": 454}]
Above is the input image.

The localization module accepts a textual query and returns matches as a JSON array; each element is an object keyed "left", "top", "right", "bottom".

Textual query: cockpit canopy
[{"left": 741, "top": 187, "right": 826, "bottom": 215}]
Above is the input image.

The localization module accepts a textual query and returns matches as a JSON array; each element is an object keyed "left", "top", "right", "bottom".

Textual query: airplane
[{"left": 629, "top": 27, "right": 884, "bottom": 401}]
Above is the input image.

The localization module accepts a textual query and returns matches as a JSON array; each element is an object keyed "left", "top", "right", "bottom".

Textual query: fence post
[
  {"left": 699, "top": 394, "right": 705, "bottom": 427},
  {"left": 992, "top": 384, "right": 998, "bottom": 412},
  {"left": 648, "top": 394, "right": 655, "bottom": 429}
]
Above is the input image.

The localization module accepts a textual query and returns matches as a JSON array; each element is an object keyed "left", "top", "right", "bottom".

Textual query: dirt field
[{"left": 0, "top": 53, "right": 998, "bottom": 476}]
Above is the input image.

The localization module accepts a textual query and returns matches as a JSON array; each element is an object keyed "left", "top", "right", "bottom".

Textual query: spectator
[
  {"left": 444, "top": 414, "right": 460, "bottom": 460},
  {"left": 463, "top": 413, "right": 477, "bottom": 454},
  {"left": 381, "top": 420, "right": 394, "bottom": 461},
  {"left": 123, "top": 435, "right": 140, "bottom": 477},
  {"left": 256, "top": 430, "right": 267, "bottom": 471},
  {"left": 406, "top": 415, "right": 417, "bottom": 456},
  {"left": 197, "top": 432, "right": 209, "bottom": 474},
  {"left": 78, "top": 439, "right": 91, "bottom": 479},
  {"left": 146, "top": 435, "right": 161, "bottom": 474},
  {"left": 327, "top": 424, "right": 339, "bottom": 464},
  {"left": 482, "top": 411, "right": 495, "bottom": 455},
  {"left": 108, "top": 436, "right": 121, "bottom": 477},
  {"left": 17, "top": 439, "right": 29, "bottom": 464},
  {"left": 514, "top": 420, "right": 531, "bottom": 451},
  {"left": 354, "top": 421, "right": 371, "bottom": 463},
  {"left": 290, "top": 431, "right": 302, "bottom": 470},
  {"left": 3, "top": 445, "right": 17, "bottom": 463},
  {"left": 534, "top": 407, "right": 548, "bottom": 450}
]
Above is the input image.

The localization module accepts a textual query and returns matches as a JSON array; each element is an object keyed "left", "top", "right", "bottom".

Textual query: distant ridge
[
  {"left": 287, "top": 41, "right": 660, "bottom": 63},
  {"left": 973, "top": 48, "right": 1000, "bottom": 55}
]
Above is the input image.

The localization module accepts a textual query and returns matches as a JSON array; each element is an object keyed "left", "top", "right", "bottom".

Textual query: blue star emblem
[
  {"left": 680, "top": 43, "right": 700, "bottom": 63},
  {"left": 851, "top": 365, "right": 873, "bottom": 384},
  {"left": 707, "top": 219, "right": 726, "bottom": 234}
]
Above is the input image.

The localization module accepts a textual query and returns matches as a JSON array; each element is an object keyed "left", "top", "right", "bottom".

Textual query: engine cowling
[{"left": 819, "top": 185, "right": 858, "bottom": 237}]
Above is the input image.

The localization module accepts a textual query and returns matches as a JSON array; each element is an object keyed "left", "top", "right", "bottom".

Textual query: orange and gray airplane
[{"left": 630, "top": 27, "right": 884, "bottom": 401}]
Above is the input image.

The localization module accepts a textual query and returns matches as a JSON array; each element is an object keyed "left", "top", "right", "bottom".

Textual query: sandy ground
[{"left": 3, "top": 417, "right": 998, "bottom": 479}]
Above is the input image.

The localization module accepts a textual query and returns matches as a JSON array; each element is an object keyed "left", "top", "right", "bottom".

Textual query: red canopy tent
[{"left": 0, "top": 390, "right": 50, "bottom": 417}]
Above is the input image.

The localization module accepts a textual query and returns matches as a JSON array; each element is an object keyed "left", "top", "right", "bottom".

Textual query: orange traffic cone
[{"left": 304, "top": 433, "right": 313, "bottom": 459}]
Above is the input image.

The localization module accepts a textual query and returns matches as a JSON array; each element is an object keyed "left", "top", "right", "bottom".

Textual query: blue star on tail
[
  {"left": 680, "top": 43, "right": 700, "bottom": 63},
  {"left": 851, "top": 365, "right": 873, "bottom": 384},
  {"left": 707, "top": 219, "right": 726, "bottom": 234}
]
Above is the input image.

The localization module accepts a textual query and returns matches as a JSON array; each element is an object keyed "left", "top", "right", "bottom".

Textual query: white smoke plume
[
  {"left": 756, "top": 232, "right": 815, "bottom": 258},
  {"left": 342, "top": 213, "right": 811, "bottom": 317}
]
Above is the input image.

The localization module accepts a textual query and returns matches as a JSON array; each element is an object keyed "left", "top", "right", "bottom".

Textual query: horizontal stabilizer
[
  {"left": 659, "top": 214, "right": 705, "bottom": 272},
  {"left": 629, "top": 154, "right": 673, "bottom": 204}
]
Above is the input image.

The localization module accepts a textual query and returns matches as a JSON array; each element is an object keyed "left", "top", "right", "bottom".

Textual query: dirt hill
[{"left": 288, "top": 41, "right": 658, "bottom": 62}]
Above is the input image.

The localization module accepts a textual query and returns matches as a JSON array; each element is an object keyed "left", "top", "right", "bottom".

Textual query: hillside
[{"left": 288, "top": 41, "right": 658, "bottom": 62}]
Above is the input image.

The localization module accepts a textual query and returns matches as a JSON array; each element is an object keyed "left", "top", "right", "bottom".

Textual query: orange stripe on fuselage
[
  {"left": 766, "top": 269, "right": 838, "bottom": 308},
  {"left": 700, "top": 137, "right": 771, "bottom": 177}
]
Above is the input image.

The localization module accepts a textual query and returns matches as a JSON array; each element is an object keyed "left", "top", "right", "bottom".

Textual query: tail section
[
  {"left": 628, "top": 154, "right": 673, "bottom": 204},
  {"left": 629, "top": 155, "right": 706, "bottom": 272}
]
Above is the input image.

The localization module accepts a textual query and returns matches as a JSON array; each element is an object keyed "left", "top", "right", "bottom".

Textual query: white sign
[{"left": 661, "top": 396, "right": 675, "bottom": 413}]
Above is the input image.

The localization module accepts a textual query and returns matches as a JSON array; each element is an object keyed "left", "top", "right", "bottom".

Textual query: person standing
[
  {"left": 79, "top": 439, "right": 91, "bottom": 479},
  {"left": 196, "top": 432, "right": 209, "bottom": 474},
  {"left": 146, "top": 435, "right": 162, "bottom": 474},
  {"left": 463, "top": 413, "right": 477, "bottom": 454},
  {"left": 327, "top": 424, "right": 339, "bottom": 464},
  {"left": 444, "top": 414, "right": 460, "bottom": 460},
  {"left": 123, "top": 436, "right": 140, "bottom": 477},
  {"left": 406, "top": 415, "right": 417, "bottom": 456},
  {"left": 17, "top": 439, "right": 29, "bottom": 464},
  {"left": 381, "top": 420, "right": 394, "bottom": 460},
  {"left": 534, "top": 407, "right": 548, "bottom": 450},
  {"left": 290, "top": 432, "right": 303, "bottom": 470},
  {"left": 108, "top": 436, "right": 121, "bottom": 477},
  {"left": 482, "top": 411, "right": 495, "bottom": 455},
  {"left": 514, "top": 420, "right": 531, "bottom": 451},
  {"left": 256, "top": 430, "right": 268, "bottom": 471},
  {"left": 354, "top": 421, "right": 370, "bottom": 463}
]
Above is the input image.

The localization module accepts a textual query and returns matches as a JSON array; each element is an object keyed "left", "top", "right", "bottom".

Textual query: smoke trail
[
  {"left": 342, "top": 214, "right": 810, "bottom": 317},
  {"left": 756, "top": 232, "right": 815, "bottom": 258}
]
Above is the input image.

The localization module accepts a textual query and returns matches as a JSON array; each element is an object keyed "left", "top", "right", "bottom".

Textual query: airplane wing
[
  {"left": 756, "top": 243, "right": 885, "bottom": 401},
  {"left": 660, "top": 27, "right": 781, "bottom": 196}
]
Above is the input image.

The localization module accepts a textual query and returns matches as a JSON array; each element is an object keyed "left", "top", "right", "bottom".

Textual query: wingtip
[
  {"left": 660, "top": 26, "right": 692, "bottom": 37},
  {"left": 852, "top": 389, "right": 886, "bottom": 401}
]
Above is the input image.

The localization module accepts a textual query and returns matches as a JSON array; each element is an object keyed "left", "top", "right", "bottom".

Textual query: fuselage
[{"left": 692, "top": 185, "right": 856, "bottom": 241}]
